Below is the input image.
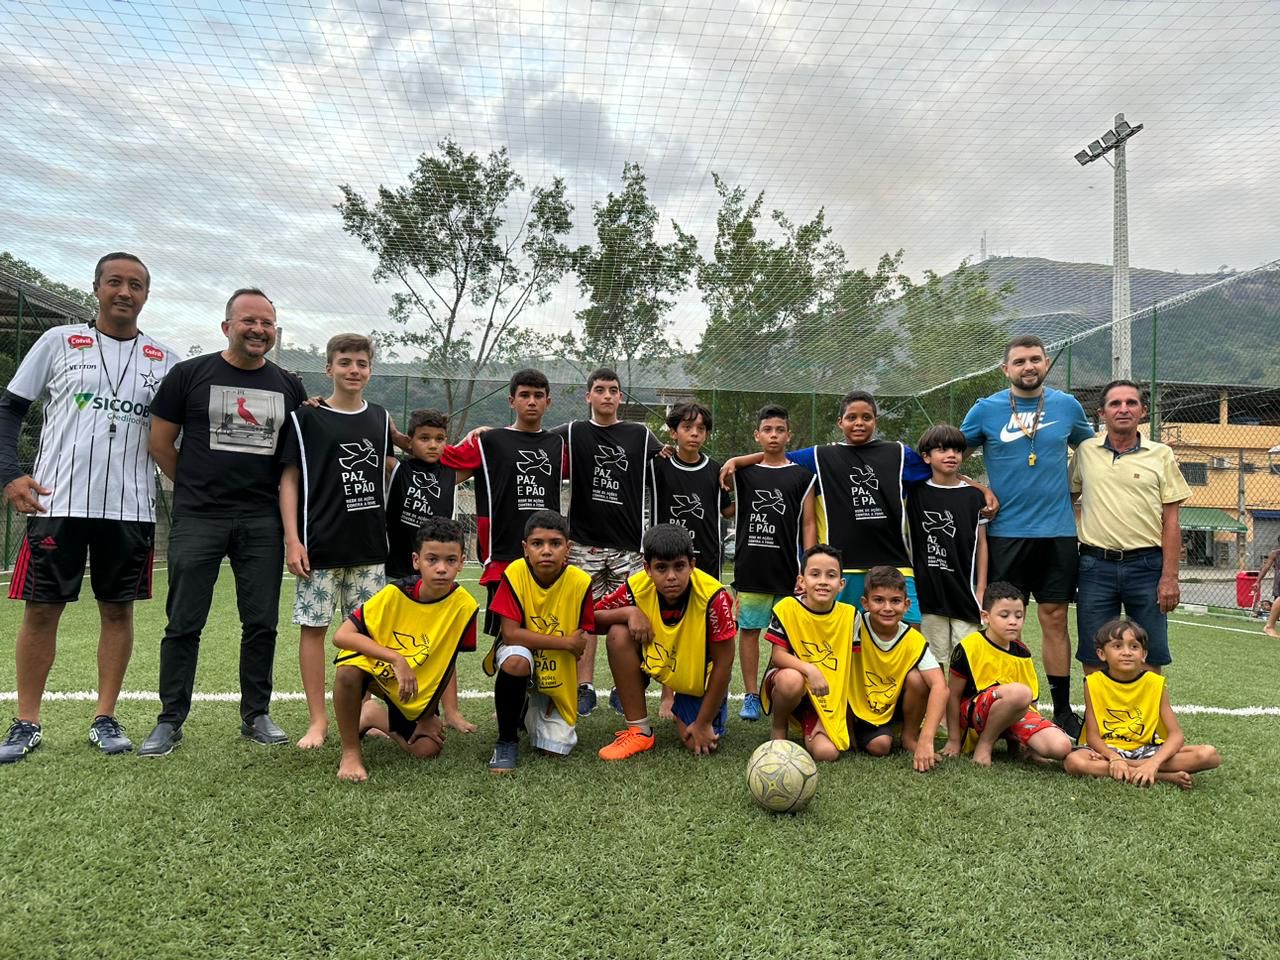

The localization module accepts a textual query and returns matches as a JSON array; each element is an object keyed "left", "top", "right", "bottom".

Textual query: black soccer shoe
[
  {"left": 0, "top": 718, "right": 42, "bottom": 764},
  {"left": 89, "top": 715, "right": 133, "bottom": 755}
]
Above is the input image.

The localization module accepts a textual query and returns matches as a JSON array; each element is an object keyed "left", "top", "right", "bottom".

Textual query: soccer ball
[{"left": 746, "top": 740, "right": 818, "bottom": 813}]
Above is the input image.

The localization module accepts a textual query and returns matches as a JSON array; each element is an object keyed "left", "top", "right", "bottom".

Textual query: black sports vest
[
  {"left": 648, "top": 454, "right": 725, "bottom": 578},
  {"left": 814, "top": 440, "right": 910, "bottom": 568},
  {"left": 732, "top": 462, "right": 814, "bottom": 594},
  {"left": 477, "top": 427, "right": 565, "bottom": 564},
  {"left": 906, "top": 481, "right": 985, "bottom": 622},
  {"left": 385, "top": 458, "right": 457, "bottom": 579},
  {"left": 565, "top": 420, "right": 655, "bottom": 550}
]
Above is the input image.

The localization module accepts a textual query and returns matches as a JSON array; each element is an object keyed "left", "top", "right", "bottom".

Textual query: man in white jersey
[{"left": 0, "top": 253, "right": 176, "bottom": 763}]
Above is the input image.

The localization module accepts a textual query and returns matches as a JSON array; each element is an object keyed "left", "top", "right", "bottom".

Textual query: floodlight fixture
[
  {"left": 1074, "top": 149, "right": 1092, "bottom": 165},
  {"left": 1088, "top": 140, "right": 1104, "bottom": 156},
  {"left": 1102, "top": 130, "right": 1118, "bottom": 147}
]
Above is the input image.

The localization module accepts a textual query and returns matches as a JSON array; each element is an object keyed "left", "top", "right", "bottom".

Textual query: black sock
[
  {"left": 494, "top": 670, "right": 526, "bottom": 743},
  {"left": 1047, "top": 674, "right": 1071, "bottom": 717}
]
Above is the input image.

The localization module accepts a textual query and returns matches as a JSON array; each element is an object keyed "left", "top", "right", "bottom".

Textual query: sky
[{"left": 2, "top": 0, "right": 1278, "bottom": 368}]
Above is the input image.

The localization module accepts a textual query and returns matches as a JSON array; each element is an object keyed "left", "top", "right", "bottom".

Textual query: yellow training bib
[
  {"left": 334, "top": 580, "right": 478, "bottom": 721},
  {"left": 483, "top": 559, "right": 593, "bottom": 726},
  {"left": 768, "top": 596, "right": 857, "bottom": 751},
  {"left": 956, "top": 630, "right": 1039, "bottom": 753},
  {"left": 1082, "top": 670, "right": 1168, "bottom": 750},
  {"left": 849, "top": 614, "right": 929, "bottom": 725},
  {"left": 630, "top": 567, "right": 726, "bottom": 697}
]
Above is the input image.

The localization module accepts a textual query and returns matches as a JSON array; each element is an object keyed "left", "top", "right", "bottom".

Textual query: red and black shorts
[
  {"left": 960, "top": 687, "right": 1056, "bottom": 746},
  {"left": 8, "top": 517, "right": 155, "bottom": 604}
]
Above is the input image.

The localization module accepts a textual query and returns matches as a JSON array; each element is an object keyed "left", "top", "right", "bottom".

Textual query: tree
[
  {"left": 573, "top": 163, "right": 698, "bottom": 387},
  {"left": 335, "top": 140, "right": 575, "bottom": 435},
  {"left": 0, "top": 252, "right": 96, "bottom": 312}
]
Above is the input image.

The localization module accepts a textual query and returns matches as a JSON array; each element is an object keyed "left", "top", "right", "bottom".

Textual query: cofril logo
[{"left": 74, "top": 392, "right": 95, "bottom": 410}]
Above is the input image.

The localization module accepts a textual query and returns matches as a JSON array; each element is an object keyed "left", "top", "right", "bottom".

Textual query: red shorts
[
  {"left": 961, "top": 687, "right": 1056, "bottom": 746},
  {"left": 761, "top": 668, "right": 823, "bottom": 739}
]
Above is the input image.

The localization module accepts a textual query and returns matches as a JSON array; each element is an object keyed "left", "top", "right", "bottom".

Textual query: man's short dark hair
[
  {"left": 666, "top": 402, "right": 713, "bottom": 434},
  {"left": 408, "top": 408, "right": 448, "bottom": 434},
  {"left": 756, "top": 403, "right": 789, "bottom": 427},
  {"left": 1003, "top": 334, "right": 1045, "bottom": 362},
  {"left": 1099, "top": 379, "right": 1147, "bottom": 408},
  {"left": 510, "top": 368, "right": 550, "bottom": 396},
  {"left": 225, "top": 287, "right": 273, "bottom": 321},
  {"left": 917, "top": 424, "right": 968, "bottom": 456},
  {"left": 1095, "top": 617, "right": 1149, "bottom": 652},
  {"left": 413, "top": 517, "right": 466, "bottom": 553},
  {"left": 94, "top": 252, "right": 150, "bottom": 291},
  {"left": 802, "top": 544, "right": 842, "bottom": 571},
  {"left": 839, "top": 390, "right": 878, "bottom": 417},
  {"left": 523, "top": 509, "right": 569, "bottom": 539},
  {"left": 982, "top": 580, "right": 1025, "bottom": 610},
  {"left": 642, "top": 524, "right": 695, "bottom": 562},
  {"left": 587, "top": 367, "right": 621, "bottom": 391},
  {"left": 863, "top": 565, "right": 906, "bottom": 596}
]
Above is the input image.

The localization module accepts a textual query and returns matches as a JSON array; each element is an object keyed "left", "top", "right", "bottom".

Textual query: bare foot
[
  {"left": 1265, "top": 626, "right": 1278, "bottom": 637},
  {"left": 658, "top": 698, "right": 675, "bottom": 721},
  {"left": 360, "top": 726, "right": 390, "bottom": 740},
  {"left": 1158, "top": 770, "right": 1194, "bottom": 790},
  {"left": 296, "top": 725, "right": 328, "bottom": 749},
  {"left": 337, "top": 752, "right": 368, "bottom": 783},
  {"left": 972, "top": 742, "right": 994, "bottom": 767},
  {"left": 444, "top": 712, "right": 477, "bottom": 735}
]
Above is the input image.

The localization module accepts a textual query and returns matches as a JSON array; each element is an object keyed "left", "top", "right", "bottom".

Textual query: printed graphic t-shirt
[{"left": 150, "top": 352, "right": 306, "bottom": 518}]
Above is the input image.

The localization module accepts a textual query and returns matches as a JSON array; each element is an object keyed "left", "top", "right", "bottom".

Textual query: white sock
[{"left": 625, "top": 716, "right": 652, "bottom": 736}]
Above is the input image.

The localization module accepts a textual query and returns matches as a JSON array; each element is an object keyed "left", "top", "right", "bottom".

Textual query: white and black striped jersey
[
  {"left": 6, "top": 323, "right": 176, "bottom": 522},
  {"left": 281, "top": 401, "right": 392, "bottom": 569}
]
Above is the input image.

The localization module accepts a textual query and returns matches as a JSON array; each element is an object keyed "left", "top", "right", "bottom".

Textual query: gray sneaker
[
  {"left": 0, "top": 718, "right": 42, "bottom": 764},
  {"left": 241, "top": 714, "right": 290, "bottom": 746},
  {"left": 88, "top": 715, "right": 133, "bottom": 755},
  {"left": 138, "top": 722, "right": 183, "bottom": 758},
  {"left": 488, "top": 740, "right": 519, "bottom": 774}
]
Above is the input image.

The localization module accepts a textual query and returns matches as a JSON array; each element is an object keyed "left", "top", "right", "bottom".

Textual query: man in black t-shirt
[{"left": 139, "top": 288, "right": 307, "bottom": 757}]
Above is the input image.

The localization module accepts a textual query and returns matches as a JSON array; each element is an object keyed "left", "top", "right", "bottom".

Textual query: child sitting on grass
[
  {"left": 850, "top": 566, "right": 949, "bottom": 772},
  {"left": 330, "top": 517, "right": 478, "bottom": 783},
  {"left": 761, "top": 545, "right": 858, "bottom": 762},
  {"left": 596, "top": 525, "right": 737, "bottom": 760},
  {"left": 943, "top": 581, "right": 1074, "bottom": 767},
  {"left": 1064, "top": 618, "right": 1220, "bottom": 789}
]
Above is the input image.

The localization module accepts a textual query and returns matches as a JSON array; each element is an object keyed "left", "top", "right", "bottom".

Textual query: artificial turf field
[{"left": 1, "top": 564, "right": 1277, "bottom": 960}]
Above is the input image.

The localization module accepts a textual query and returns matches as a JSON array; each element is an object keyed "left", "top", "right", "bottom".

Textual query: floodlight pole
[{"left": 1112, "top": 113, "right": 1131, "bottom": 379}]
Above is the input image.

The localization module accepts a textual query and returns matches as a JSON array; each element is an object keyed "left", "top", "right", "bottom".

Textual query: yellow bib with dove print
[
  {"left": 849, "top": 614, "right": 929, "bottom": 725},
  {"left": 768, "top": 596, "right": 858, "bottom": 752},
  {"left": 1081, "top": 670, "right": 1168, "bottom": 750},
  {"left": 629, "top": 567, "right": 724, "bottom": 697}
]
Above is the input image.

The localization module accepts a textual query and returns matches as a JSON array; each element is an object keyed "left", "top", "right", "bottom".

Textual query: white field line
[
  {"left": 1167, "top": 618, "right": 1269, "bottom": 636},
  {"left": 1, "top": 689, "right": 1277, "bottom": 717}
]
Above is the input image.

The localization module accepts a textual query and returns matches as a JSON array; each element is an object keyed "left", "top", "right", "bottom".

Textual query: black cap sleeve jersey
[
  {"left": 732, "top": 462, "right": 814, "bottom": 594},
  {"left": 386, "top": 458, "right": 456, "bottom": 579},
  {"left": 906, "top": 482, "right": 986, "bottom": 622},
  {"left": 647, "top": 454, "right": 726, "bottom": 578}
]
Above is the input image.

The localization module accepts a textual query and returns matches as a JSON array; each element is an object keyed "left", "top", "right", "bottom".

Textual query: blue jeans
[{"left": 1075, "top": 550, "right": 1170, "bottom": 666}]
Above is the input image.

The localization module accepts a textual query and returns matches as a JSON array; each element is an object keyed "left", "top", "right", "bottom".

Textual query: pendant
[
  {"left": 108, "top": 419, "right": 117, "bottom": 437},
  {"left": 1028, "top": 452, "right": 1036, "bottom": 466}
]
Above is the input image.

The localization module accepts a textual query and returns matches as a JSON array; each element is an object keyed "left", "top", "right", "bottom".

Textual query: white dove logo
[
  {"left": 849, "top": 465, "right": 880, "bottom": 492},
  {"left": 670, "top": 494, "right": 705, "bottom": 520},
  {"left": 594, "top": 444, "right": 629, "bottom": 472},
  {"left": 921, "top": 510, "right": 956, "bottom": 537},
  {"left": 752, "top": 489, "right": 786, "bottom": 515},
  {"left": 338, "top": 439, "right": 379, "bottom": 470},
  {"left": 516, "top": 449, "right": 552, "bottom": 476},
  {"left": 411, "top": 470, "right": 441, "bottom": 499}
]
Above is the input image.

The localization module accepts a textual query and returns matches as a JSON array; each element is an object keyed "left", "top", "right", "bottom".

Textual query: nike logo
[{"left": 998, "top": 415, "right": 1058, "bottom": 444}]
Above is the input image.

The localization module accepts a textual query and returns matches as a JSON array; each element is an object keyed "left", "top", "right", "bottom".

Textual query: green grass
[{"left": 1, "top": 563, "right": 1277, "bottom": 959}]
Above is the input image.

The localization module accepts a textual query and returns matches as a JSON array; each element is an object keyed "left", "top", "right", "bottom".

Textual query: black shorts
[
  {"left": 852, "top": 700, "right": 903, "bottom": 751},
  {"left": 349, "top": 670, "right": 437, "bottom": 741},
  {"left": 9, "top": 517, "right": 155, "bottom": 604},
  {"left": 484, "top": 581, "right": 503, "bottom": 638},
  {"left": 986, "top": 536, "right": 1079, "bottom": 604}
]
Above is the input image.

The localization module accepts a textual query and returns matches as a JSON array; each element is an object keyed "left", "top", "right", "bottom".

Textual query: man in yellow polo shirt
[{"left": 1070, "top": 380, "right": 1189, "bottom": 673}]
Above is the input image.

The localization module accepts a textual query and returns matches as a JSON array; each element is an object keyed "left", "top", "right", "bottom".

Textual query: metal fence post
[{"left": 1149, "top": 305, "right": 1160, "bottom": 441}]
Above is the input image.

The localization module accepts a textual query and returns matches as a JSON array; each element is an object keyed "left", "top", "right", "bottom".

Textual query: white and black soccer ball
[{"left": 746, "top": 739, "right": 818, "bottom": 813}]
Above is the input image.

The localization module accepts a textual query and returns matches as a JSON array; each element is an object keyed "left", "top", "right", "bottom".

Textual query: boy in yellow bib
[
  {"left": 761, "top": 545, "right": 857, "bottom": 762},
  {"left": 943, "top": 582, "right": 1074, "bottom": 767},
  {"left": 484, "top": 510, "right": 594, "bottom": 773},
  {"left": 1064, "top": 618, "right": 1220, "bottom": 789},
  {"left": 331, "top": 517, "right": 478, "bottom": 783},
  {"left": 596, "top": 525, "right": 737, "bottom": 760},
  {"left": 849, "top": 566, "right": 949, "bottom": 771}
]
